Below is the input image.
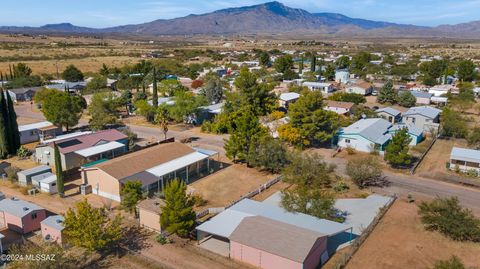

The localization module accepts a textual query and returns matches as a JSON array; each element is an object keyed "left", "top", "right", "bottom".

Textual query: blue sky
[{"left": 3, "top": 0, "right": 480, "bottom": 28}]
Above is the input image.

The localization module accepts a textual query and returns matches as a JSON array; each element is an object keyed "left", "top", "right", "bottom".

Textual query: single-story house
[
  {"left": 45, "top": 82, "right": 86, "bottom": 94},
  {"left": 449, "top": 147, "right": 480, "bottom": 175},
  {"left": 18, "top": 121, "right": 62, "bottom": 145},
  {"left": 31, "top": 172, "right": 57, "bottom": 194},
  {"left": 196, "top": 103, "right": 224, "bottom": 124},
  {"left": 137, "top": 198, "right": 165, "bottom": 233},
  {"left": 324, "top": 100, "right": 354, "bottom": 115},
  {"left": 35, "top": 129, "right": 128, "bottom": 172},
  {"left": 80, "top": 142, "right": 218, "bottom": 202},
  {"left": 302, "top": 82, "right": 334, "bottom": 94},
  {"left": 430, "top": 96, "right": 448, "bottom": 106},
  {"left": 402, "top": 106, "right": 442, "bottom": 133},
  {"left": 346, "top": 80, "right": 373, "bottom": 96},
  {"left": 17, "top": 165, "right": 52, "bottom": 186},
  {"left": 196, "top": 199, "right": 351, "bottom": 266},
  {"left": 41, "top": 215, "right": 64, "bottom": 244},
  {"left": 376, "top": 107, "right": 402, "bottom": 124},
  {"left": 0, "top": 197, "right": 46, "bottom": 234},
  {"left": 410, "top": 91, "right": 433, "bottom": 105},
  {"left": 230, "top": 216, "right": 328, "bottom": 269},
  {"left": 336, "top": 118, "right": 423, "bottom": 153},
  {"left": 7, "top": 87, "right": 41, "bottom": 102},
  {"left": 279, "top": 92, "right": 300, "bottom": 109}
]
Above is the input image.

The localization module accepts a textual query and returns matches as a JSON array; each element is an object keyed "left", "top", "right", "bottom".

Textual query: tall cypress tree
[
  {"left": 0, "top": 95, "right": 8, "bottom": 159},
  {"left": 8, "top": 64, "right": 13, "bottom": 80},
  {"left": 0, "top": 90, "right": 11, "bottom": 154},
  {"left": 6, "top": 92, "right": 20, "bottom": 153},
  {"left": 152, "top": 67, "right": 158, "bottom": 108},
  {"left": 310, "top": 54, "right": 317, "bottom": 73},
  {"left": 54, "top": 143, "right": 65, "bottom": 197},
  {"left": 299, "top": 57, "right": 304, "bottom": 74}
]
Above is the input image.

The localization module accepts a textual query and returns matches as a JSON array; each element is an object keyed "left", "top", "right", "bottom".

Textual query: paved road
[{"left": 15, "top": 102, "right": 480, "bottom": 214}]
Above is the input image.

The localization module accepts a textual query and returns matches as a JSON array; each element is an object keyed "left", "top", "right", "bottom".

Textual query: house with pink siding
[
  {"left": 41, "top": 215, "right": 64, "bottom": 244},
  {"left": 229, "top": 216, "right": 328, "bottom": 269},
  {"left": 0, "top": 197, "right": 46, "bottom": 234}
]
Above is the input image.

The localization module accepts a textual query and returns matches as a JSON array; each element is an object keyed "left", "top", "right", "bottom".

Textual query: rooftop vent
[{"left": 23, "top": 207, "right": 29, "bottom": 211}]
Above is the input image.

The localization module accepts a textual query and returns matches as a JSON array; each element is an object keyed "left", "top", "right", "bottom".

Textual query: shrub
[
  {"left": 418, "top": 197, "right": 480, "bottom": 242},
  {"left": 346, "top": 157, "right": 387, "bottom": 188},
  {"left": 333, "top": 180, "right": 350, "bottom": 193},
  {"left": 192, "top": 194, "right": 207, "bottom": 207},
  {"left": 155, "top": 234, "right": 172, "bottom": 245},
  {"left": 16, "top": 146, "right": 30, "bottom": 159},
  {"left": 431, "top": 256, "right": 465, "bottom": 269},
  {"left": 345, "top": 146, "right": 356, "bottom": 155},
  {"left": 4, "top": 166, "right": 20, "bottom": 182}
]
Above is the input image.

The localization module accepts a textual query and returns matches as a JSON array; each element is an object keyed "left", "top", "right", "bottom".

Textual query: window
[
  {"left": 345, "top": 139, "right": 351, "bottom": 143},
  {"left": 32, "top": 212, "right": 37, "bottom": 220}
]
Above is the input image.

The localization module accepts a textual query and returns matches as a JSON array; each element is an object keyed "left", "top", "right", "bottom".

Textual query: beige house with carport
[{"left": 80, "top": 142, "right": 218, "bottom": 202}]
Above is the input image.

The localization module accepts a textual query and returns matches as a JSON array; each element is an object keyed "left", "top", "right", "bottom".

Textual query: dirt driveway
[{"left": 346, "top": 200, "right": 480, "bottom": 269}]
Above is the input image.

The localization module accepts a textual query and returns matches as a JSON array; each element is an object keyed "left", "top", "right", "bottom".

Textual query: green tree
[
  {"left": 62, "top": 64, "right": 84, "bottom": 82},
  {"left": 441, "top": 107, "right": 468, "bottom": 138},
  {"left": 42, "top": 91, "right": 83, "bottom": 131},
  {"left": 99, "top": 63, "right": 110, "bottom": 77},
  {"left": 234, "top": 67, "right": 276, "bottom": 116},
  {"left": 310, "top": 54, "right": 317, "bottom": 72},
  {"left": 419, "top": 197, "right": 480, "bottom": 242},
  {"left": 274, "top": 55, "right": 295, "bottom": 74},
  {"left": 457, "top": 59, "right": 477, "bottom": 82},
  {"left": 281, "top": 152, "right": 339, "bottom": 220},
  {"left": 160, "top": 179, "right": 196, "bottom": 237},
  {"left": 12, "top": 63, "right": 32, "bottom": 78},
  {"left": 0, "top": 91, "right": 8, "bottom": 159},
  {"left": 397, "top": 91, "right": 416, "bottom": 107},
  {"left": 88, "top": 92, "right": 120, "bottom": 130},
  {"left": 385, "top": 128, "right": 412, "bottom": 167},
  {"left": 63, "top": 200, "right": 123, "bottom": 251},
  {"left": 298, "top": 56, "right": 304, "bottom": 74},
  {"left": 7, "top": 91, "right": 21, "bottom": 154},
  {"left": 346, "top": 157, "right": 385, "bottom": 188},
  {"left": 431, "top": 256, "right": 466, "bottom": 269},
  {"left": 287, "top": 90, "right": 340, "bottom": 148},
  {"left": 419, "top": 59, "right": 448, "bottom": 86},
  {"left": 467, "top": 127, "right": 480, "bottom": 149},
  {"left": 202, "top": 75, "right": 223, "bottom": 104},
  {"left": 53, "top": 143, "right": 64, "bottom": 197},
  {"left": 152, "top": 67, "right": 159, "bottom": 108},
  {"left": 0, "top": 90, "right": 12, "bottom": 156},
  {"left": 323, "top": 64, "right": 335, "bottom": 80},
  {"left": 154, "top": 106, "right": 170, "bottom": 140},
  {"left": 377, "top": 80, "right": 397, "bottom": 104},
  {"left": 258, "top": 51, "right": 270, "bottom": 67},
  {"left": 121, "top": 180, "right": 143, "bottom": 213},
  {"left": 168, "top": 92, "right": 206, "bottom": 123},
  {"left": 329, "top": 92, "right": 366, "bottom": 104},
  {"left": 246, "top": 136, "right": 289, "bottom": 173},
  {"left": 84, "top": 74, "right": 107, "bottom": 93},
  {"left": 224, "top": 107, "right": 266, "bottom": 162},
  {"left": 335, "top": 56, "right": 351, "bottom": 69}
]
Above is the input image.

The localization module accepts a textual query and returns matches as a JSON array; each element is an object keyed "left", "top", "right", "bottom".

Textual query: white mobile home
[
  {"left": 302, "top": 82, "right": 334, "bottom": 94},
  {"left": 19, "top": 121, "right": 62, "bottom": 145}
]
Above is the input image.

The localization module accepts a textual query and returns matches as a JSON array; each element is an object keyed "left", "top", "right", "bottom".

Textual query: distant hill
[{"left": 0, "top": 1, "right": 479, "bottom": 38}]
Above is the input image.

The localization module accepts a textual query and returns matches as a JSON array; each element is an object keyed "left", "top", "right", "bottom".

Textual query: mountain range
[{"left": 1, "top": 1, "right": 479, "bottom": 38}]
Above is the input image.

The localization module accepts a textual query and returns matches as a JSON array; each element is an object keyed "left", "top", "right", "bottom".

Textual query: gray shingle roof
[
  {"left": 41, "top": 215, "right": 65, "bottom": 231},
  {"left": 0, "top": 197, "right": 44, "bottom": 218},
  {"left": 376, "top": 107, "right": 401, "bottom": 117},
  {"left": 229, "top": 216, "right": 326, "bottom": 263},
  {"left": 450, "top": 147, "right": 480, "bottom": 163},
  {"left": 341, "top": 118, "right": 392, "bottom": 144},
  {"left": 403, "top": 106, "right": 441, "bottom": 119}
]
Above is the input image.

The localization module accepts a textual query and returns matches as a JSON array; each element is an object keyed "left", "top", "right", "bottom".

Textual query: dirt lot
[
  {"left": 189, "top": 164, "right": 276, "bottom": 209},
  {"left": 346, "top": 200, "right": 480, "bottom": 269},
  {"left": 416, "top": 138, "right": 471, "bottom": 179}
]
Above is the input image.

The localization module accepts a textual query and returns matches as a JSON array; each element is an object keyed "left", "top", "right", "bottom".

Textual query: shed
[
  {"left": 31, "top": 172, "right": 57, "bottom": 194},
  {"left": 17, "top": 165, "right": 52, "bottom": 186},
  {"left": 41, "top": 215, "right": 65, "bottom": 244},
  {"left": 136, "top": 198, "right": 165, "bottom": 232}
]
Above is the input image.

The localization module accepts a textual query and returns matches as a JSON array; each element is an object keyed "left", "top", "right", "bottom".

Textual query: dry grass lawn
[
  {"left": 346, "top": 200, "right": 480, "bottom": 269},
  {"left": 189, "top": 164, "right": 276, "bottom": 209}
]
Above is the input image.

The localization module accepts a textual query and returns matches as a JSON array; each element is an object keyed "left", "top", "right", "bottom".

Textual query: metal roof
[
  {"left": 18, "top": 121, "right": 54, "bottom": 132},
  {"left": 200, "top": 103, "right": 224, "bottom": 114},
  {"left": 74, "top": 141, "right": 125, "bottom": 157},
  {"left": 376, "top": 107, "right": 401, "bottom": 117},
  {"left": 0, "top": 197, "right": 44, "bottom": 218},
  {"left": 450, "top": 147, "right": 480, "bottom": 163},
  {"left": 230, "top": 216, "right": 326, "bottom": 263},
  {"left": 403, "top": 106, "right": 441, "bottom": 119},
  {"left": 410, "top": 91, "right": 433, "bottom": 99},
  {"left": 17, "top": 165, "right": 51, "bottom": 176},
  {"left": 303, "top": 82, "right": 332, "bottom": 87},
  {"left": 31, "top": 172, "right": 55, "bottom": 183},
  {"left": 390, "top": 123, "right": 423, "bottom": 137},
  {"left": 146, "top": 151, "right": 209, "bottom": 177},
  {"left": 41, "top": 131, "right": 93, "bottom": 144},
  {"left": 197, "top": 199, "right": 351, "bottom": 239},
  {"left": 341, "top": 118, "right": 392, "bottom": 145},
  {"left": 279, "top": 92, "right": 300, "bottom": 102},
  {"left": 41, "top": 215, "right": 65, "bottom": 231}
]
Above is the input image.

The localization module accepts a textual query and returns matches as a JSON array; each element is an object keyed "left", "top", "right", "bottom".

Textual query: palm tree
[{"left": 155, "top": 107, "right": 169, "bottom": 141}]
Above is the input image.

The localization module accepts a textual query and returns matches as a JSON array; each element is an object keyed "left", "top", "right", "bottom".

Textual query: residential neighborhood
[{"left": 0, "top": 1, "right": 480, "bottom": 269}]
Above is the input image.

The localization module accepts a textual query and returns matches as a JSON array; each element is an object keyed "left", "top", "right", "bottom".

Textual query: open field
[
  {"left": 346, "top": 199, "right": 480, "bottom": 269},
  {"left": 189, "top": 164, "right": 276, "bottom": 209}
]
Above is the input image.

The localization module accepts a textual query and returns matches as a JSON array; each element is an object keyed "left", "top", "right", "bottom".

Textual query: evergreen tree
[
  {"left": 6, "top": 92, "right": 20, "bottom": 153},
  {"left": 160, "top": 179, "right": 196, "bottom": 237},
  {"left": 120, "top": 180, "right": 143, "bottom": 213},
  {"left": 54, "top": 143, "right": 65, "bottom": 197},
  {"left": 385, "top": 127, "right": 412, "bottom": 167},
  {"left": 397, "top": 91, "right": 416, "bottom": 108},
  {"left": 9, "top": 64, "right": 13, "bottom": 80},
  {"left": 377, "top": 80, "right": 397, "bottom": 104},
  {"left": 299, "top": 56, "right": 304, "bottom": 74},
  {"left": 310, "top": 54, "right": 317, "bottom": 72},
  {"left": 0, "top": 95, "right": 8, "bottom": 159},
  {"left": 152, "top": 67, "right": 158, "bottom": 108},
  {"left": 0, "top": 90, "right": 11, "bottom": 155}
]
